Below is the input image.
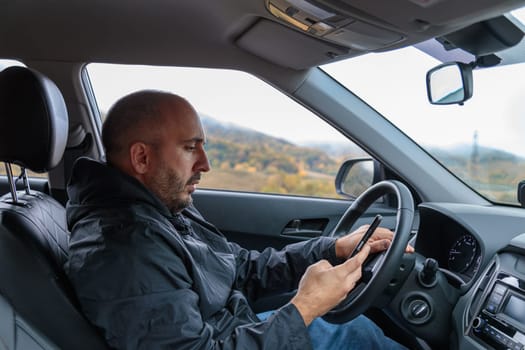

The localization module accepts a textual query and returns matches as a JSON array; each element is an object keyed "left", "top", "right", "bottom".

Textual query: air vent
[{"left": 466, "top": 258, "right": 497, "bottom": 326}]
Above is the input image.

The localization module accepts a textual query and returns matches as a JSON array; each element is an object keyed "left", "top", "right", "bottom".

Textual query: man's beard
[{"left": 148, "top": 164, "right": 197, "bottom": 213}]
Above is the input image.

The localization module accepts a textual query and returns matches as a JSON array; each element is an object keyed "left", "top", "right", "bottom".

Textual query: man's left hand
[{"left": 335, "top": 224, "right": 414, "bottom": 260}]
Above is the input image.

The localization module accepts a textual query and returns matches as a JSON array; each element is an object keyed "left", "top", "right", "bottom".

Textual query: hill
[
  {"left": 199, "top": 116, "right": 350, "bottom": 197},
  {"left": 201, "top": 116, "right": 525, "bottom": 202},
  {"left": 201, "top": 116, "right": 339, "bottom": 176},
  {"left": 429, "top": 144, "right": 525, "bottom": 202}
]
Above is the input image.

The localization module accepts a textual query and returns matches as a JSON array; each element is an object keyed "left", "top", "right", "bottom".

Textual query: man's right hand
[{"left": 290, "top": 244, "right": 371, "bottom": 326}]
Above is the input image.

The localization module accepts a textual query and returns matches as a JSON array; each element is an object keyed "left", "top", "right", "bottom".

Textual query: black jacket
[{"left": 65, "top": 158, "right": 340, "bottom": 349}]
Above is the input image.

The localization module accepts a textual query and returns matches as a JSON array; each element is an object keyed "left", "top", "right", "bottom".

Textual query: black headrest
[{"left": 0, "top": 66, "right": 68, "bottom": 172}]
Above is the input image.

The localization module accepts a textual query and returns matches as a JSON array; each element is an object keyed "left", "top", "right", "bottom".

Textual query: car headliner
[{"left": 1, "top": 0, "right": 524, "bottom": 71}]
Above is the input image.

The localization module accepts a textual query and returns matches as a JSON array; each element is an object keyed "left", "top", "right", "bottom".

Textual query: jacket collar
[{"left": 67, "top": 157, "right": 172, "bottom": 218}]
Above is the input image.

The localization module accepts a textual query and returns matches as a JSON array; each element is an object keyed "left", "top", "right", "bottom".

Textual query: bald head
[
  {"left": 102, "top": 90, "right": 195, "bottom": 167},
  {"left": 101, "top": 90, "right": 210, "bottom": 212}
]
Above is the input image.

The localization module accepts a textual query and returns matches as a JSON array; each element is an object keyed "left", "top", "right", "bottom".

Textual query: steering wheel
[{"left": 322, "top": 180, "right": 414, "bottom": 324}]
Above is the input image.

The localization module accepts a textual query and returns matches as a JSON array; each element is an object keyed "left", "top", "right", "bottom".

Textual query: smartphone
[{"left": 348, "top": 214, "right": 383, "bottom": 259}]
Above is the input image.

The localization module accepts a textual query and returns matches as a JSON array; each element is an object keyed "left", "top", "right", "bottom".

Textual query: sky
[
  {"left": 88, "top": 41, "right": 525, "bottom": 158},
  {"left": 87, "top": 64, "right": 350, "bottom": 145},
  {"left": 323, "top": 46, "right": 525, "bottom": 157}
]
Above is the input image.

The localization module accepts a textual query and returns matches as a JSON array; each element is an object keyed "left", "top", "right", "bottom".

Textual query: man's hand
[
  {"left": 290, "top": 245, "right": 370, "bottom": 326},
  {"left": 335, "top": 224, "right": 414, "bottom": 260}
]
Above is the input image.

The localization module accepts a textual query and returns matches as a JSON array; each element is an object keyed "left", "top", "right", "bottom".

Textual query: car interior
[{"left": 2, "top": 0, "right": 525, "bottom": 349}]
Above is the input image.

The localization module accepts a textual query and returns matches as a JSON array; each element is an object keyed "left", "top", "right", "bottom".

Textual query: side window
[{"left": 86, "top": 64, "right": 370, "bottom": 199}]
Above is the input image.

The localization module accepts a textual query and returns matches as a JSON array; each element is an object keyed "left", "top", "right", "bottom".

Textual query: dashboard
[
  {"left": 459, "top": 246, "right": 525, "bottom": 349},
  {"left": 387, "top": 202, "right": 525, "bottom": 349}
]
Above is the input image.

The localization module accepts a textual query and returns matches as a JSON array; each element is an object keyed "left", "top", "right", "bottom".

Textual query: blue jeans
[{"left": 258, "top": 311, "right": 407, "bottom": 350}]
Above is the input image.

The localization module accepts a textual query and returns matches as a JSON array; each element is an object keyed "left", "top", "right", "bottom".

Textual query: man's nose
[{"left": 195, "top": 147, "right": 211, "bottom": 172}]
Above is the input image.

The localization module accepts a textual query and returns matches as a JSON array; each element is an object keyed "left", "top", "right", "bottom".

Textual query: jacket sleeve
[
  {"left": 67, "top": 222, "right": 313, "bottom": 350},
  {"left": 184, "top": 204, "right": 342, "bottom": 301},
  {"left": 83, "top": 295, "right": 311, "bottom": 350},
  {"left": 232, "top": 236, "right": 342, "bottom": 302}
]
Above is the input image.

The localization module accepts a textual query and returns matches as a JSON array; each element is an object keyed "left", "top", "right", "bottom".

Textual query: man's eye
[{"left": 186, "top": 146, "right": 196, "bottom": 151}]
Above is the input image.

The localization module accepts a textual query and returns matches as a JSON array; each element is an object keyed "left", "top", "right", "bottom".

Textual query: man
[{"left": 65, "top": 90, "right": 410, "bottom": 349}]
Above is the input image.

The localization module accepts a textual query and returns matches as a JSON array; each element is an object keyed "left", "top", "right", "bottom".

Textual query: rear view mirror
[{"left": 426, "top": 62, "right": 473, "bottom": 105}]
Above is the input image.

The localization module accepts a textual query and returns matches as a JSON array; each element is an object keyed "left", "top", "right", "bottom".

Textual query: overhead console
[{"left": 265, "top": 0, "right": 405, "bottom": 51}]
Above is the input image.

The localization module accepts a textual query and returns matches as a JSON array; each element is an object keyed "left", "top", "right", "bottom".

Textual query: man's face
[{"left": 145, "top": 101, "right": 210, "bottom": 213}]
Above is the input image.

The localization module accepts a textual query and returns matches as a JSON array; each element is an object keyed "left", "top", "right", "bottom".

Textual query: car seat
[{"left": 0, "top": 66, "right": 108, "bottom": 349}]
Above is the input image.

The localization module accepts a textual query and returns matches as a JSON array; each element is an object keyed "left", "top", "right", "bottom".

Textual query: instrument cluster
[
  {"left": 416, "top": 213, "right": 482, "bottom": 284},
  {"left": 447, "top": 233, "right": 481, "bottom": 280}
]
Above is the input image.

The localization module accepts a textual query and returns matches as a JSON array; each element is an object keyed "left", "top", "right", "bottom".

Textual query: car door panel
[
  {"left": 193, "top": 188, "right": 400, "bottom": 313},
  {"left": 193, "top": 189, "right": 399, "bottom": 251}
]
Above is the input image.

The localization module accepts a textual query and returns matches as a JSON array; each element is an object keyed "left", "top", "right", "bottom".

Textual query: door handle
[{"left": 281, "top": 218, "right": 327, "bottom": 238}]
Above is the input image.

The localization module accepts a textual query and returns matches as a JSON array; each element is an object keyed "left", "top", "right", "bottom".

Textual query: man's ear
[{"left": 129, "top": 142, "right": 151, "bottom": 175}]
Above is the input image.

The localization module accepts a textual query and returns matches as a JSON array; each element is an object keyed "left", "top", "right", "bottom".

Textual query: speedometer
[{"left": 448, "top": 234, "right": 478, "bottom": 274}]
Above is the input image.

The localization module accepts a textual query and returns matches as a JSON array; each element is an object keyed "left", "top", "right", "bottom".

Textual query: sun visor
[{"left": 236, "top": 19, "right": 352, "bottom": 69}]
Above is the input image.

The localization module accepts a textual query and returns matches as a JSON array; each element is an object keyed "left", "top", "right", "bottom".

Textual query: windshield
[{"left": 323, "top": 23, "right": 525, "bottom": 205}]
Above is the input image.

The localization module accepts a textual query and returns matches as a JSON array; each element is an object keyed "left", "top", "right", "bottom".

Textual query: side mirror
[
  {"left": 335, "top": 158, "right": 378, "bottom": 199},
  {"left": 517, "top": 180, "right": 525, "bottom": 208},
  {"left": 426, "top": 62, "right": 473, "bottom": 105}
]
